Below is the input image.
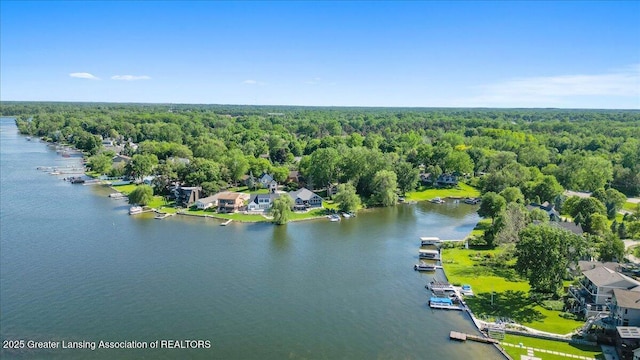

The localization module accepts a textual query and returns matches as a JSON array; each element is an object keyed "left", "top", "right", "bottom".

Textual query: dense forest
[{"left": 3, "top": 102, "right": 639, "bottom": 198}]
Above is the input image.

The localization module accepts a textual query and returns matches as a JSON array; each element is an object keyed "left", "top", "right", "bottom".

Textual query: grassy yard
[
  {"left": 112, "top": 183, "right": 137, "bottom": 194},
  {"left": 470, "top": 218, "right": 492, "bottom": 237},
  {"left": 624, "top": 201, "right": 639, "bottom": 212},
  {"left": 405, "top": 182, "right": 480, "bottom": 202},
  {"left": 501, "top": 334, "right": 603, "bottom": 360},
  {"left": 442, "top": 247, "right": 584, "bottom": 334},
  {"left": 289, "top": 208, "right": 331, "bottom": 221}
]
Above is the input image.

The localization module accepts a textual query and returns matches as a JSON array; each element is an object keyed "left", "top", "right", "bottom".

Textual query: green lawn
[
  {"left": 405, "top": 182, "right": 480, "bottom": 202},
  {"left": 112, "top": 184, "right": 137, "bottom": 195},
  {"left": 289, "top": 208, "right": 331, "bottom": 221},
  {"left": 442, "top": 247, "right": 584, "bottom": 334},
  {"left": 624, "top": 201, "right": 639, "bottom": 212},
  {"left": 501, "top": 334, "right": 603, "bottom": 360},
  {"left": 470, "top": 219, "right": 492, "bottom": 237}
]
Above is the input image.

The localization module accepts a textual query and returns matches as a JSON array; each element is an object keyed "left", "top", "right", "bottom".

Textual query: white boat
[
  {"left": 342, "top": 212, "right": 355, "bottom": 218},
  {"left": 329, "top": 214, "right": 341, "bottom": 222},
  {"left": 460, "top": 284, "right": 474, "bottom": 296},
  {"left": 430, "top": 197, "right": 445, "bottom": 204},
  {"left": 418, "top": 249, "right": 440, "bottom": 259},
  {"left": 109, "top": 192, "right": 126, "bottom": 199},
  {"left": 420, "top": 236, "right": 442, "bottom": 246},
  {"left": 414, "top": 263, "right": 437, "bottom": 272},
  {"left": 464, "top": 198, "right": 480, "bottom": 205},
  {"left": 129, "top": 206, "right": 143, "bottom": 215}
]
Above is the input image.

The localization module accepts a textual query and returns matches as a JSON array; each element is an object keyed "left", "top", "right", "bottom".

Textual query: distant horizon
[
  {"left": 2, "top": 1, "right": 638, "bottom": 109},
  {"left": 2, "top": 99, "right": 639, "bottom": 112}
]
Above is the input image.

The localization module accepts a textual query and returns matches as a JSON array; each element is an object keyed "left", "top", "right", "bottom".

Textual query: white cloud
[
  {"left": 69, "top": 72, "right": 100, "bottom": 80},
  {"left": 463, "top": 64, "right": 640, "bottom": 108},
  {"left": 243, "top": 79, "right": 266, "bottom": 85},
  {"left": 111, "top": 75, "right": 151, "bottom": 81}
]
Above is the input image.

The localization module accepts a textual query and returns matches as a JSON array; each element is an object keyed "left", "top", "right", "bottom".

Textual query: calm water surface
[{"left": 0, "top": 117, "right": 503, "bottom": 359}]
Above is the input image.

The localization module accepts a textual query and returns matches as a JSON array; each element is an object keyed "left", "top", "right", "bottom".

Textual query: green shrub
[
  {"left": 559, "top": 312, "right": 578, "bottom": 320},
  {"left": 542, "top": 300, "right": 564, "bottom": 311}
]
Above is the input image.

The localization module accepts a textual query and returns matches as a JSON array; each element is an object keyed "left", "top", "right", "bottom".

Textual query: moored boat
[
  {"left": 430, "top": 197, "right": 445, "bottom": 204},
  {"left": 129, "top": 206, "right": 143, "bottom": 215},
  {"left": 414, "top": 263, "right": 437, "bottom": 272},
  {"left": 418, "top": 249, "right": 440, "bottom": 259},
  {"left": 329, "top": 214, "right": 341, "bottom": 222},
  {"left": 420, "top": 236, "right": 442, "bottom": 246}
]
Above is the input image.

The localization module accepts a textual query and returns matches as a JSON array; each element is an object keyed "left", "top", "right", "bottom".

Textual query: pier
[
  {"left": 221, "top": 219, "right": 232, "bottom": 226},
  {"left": 449, "top": 331, "right": 499, "bottom": 344}
]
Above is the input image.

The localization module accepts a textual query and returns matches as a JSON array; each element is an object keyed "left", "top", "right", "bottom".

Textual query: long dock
[{"left": 449, "top": 331, "right": 499, "bottom": 344}]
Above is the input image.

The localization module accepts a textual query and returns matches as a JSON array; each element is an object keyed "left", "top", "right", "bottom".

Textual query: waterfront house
[
  {"left": 436, "top": 174, "right": 458, "bottom": 186},
  {"left": 217, "top": 192, "right": 249, "bottom": 213},
  {"left": 247, "top": 193, "right": 281, "bottom": 212},
  {"left": 611, "top": 289, "right": 640, "bottom": 327},
  {"left": 288, "top": 188, "right": 323, "bottom": 211},
  {"left": 196, "top": 195, "right": 218, "bottom": 210},
  {"left": 173, "top": 186, "right": 202, "bottom": 207},
  {"left": 195, "top": 191, "right": 249, "bottom": 211},
  {"left": 419, "top": 173, "right": 432, "bottom": 185},
  {"left": 569, "top": 265, "right": 640, "bottom": 317}
]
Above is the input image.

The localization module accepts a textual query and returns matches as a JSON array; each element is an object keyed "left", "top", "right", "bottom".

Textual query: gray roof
[
  {"left": 577, "top": 261, "right": 621, "bottom": 273},
  {"left": 289, "top": 188, "right": 320, "bottom": 201},
  {"left": 583, "top": 266, "right": 640, "bottom": 289},
  {"left": 196, "top": 195, "right": 218, "bottom": 204},
  {"left": 613, "top": 289, "right": 640, "bottom": 310},
  {"left": 552, "top": 221, "right": 584, "bottom": 235}
]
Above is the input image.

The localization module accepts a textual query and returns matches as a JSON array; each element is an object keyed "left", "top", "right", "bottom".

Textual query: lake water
[{"left": 0, "top": 117, "right": 503, "bottom": 359}]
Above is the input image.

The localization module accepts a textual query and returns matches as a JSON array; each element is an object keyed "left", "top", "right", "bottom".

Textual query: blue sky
[{"left": 1, "top": 1, "right": 639, "bottom": 108}]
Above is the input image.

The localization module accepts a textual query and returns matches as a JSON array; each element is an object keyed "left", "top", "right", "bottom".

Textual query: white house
[
  {"left": 247, "top": 193, "right": 281, "bottom": 212},
  {"left": 195, "top": 195, "right": 219, "bottom": 210}
]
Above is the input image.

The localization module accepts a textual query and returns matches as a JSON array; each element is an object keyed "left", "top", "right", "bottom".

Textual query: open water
[{"left": 0, "top": 117, "right": 503, "bottom": 359}]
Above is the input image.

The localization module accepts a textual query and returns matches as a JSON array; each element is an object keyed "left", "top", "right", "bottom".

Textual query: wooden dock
[
  {"left": 449, "top": 331, "right": 499, "bottom": 344},
  {"left": 154, "top": 213, "right": 174, "bottom": 220}
]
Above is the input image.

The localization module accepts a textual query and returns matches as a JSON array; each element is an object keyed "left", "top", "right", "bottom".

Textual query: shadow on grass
[
  {"left": 449, "top": 263, "right": 522, "bottom": 283},
  {"left": 467, "top": 290, "right": 544, "bottom": 324}
]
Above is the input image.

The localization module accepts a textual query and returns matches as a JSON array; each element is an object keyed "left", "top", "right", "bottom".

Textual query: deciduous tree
[
  {"left": 271, "top": 194, "right": 293, "bottom": 225},
  {"left": 516, "top": 224, "right": 587, "bottom": 294}
]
